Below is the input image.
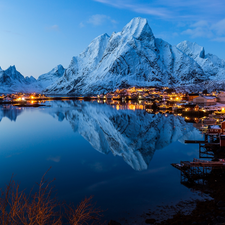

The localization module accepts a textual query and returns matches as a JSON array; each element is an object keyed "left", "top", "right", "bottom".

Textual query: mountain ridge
[
  {"left": 0, "top": 17, "right": 225, "bottom": 94},
  {"left": 0, "top": 64, "right": 65, "bottom": 93}
]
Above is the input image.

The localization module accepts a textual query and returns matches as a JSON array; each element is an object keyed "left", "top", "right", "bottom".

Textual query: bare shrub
[
  {"left": 65, "top": 196, "right": 103, "bottom": 225},
  {"left": 0, "top": 169, "right": 103, "bottom": 225}
]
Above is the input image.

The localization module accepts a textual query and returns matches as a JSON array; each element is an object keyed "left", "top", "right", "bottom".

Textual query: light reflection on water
[{"left": 0, "top": 101, "right": 204, "bottom": 222}]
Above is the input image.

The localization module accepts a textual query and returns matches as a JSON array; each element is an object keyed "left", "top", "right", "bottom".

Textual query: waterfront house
[
  {"left": 188, "top": 93, "right": 199, "bottom": 101},
  {"left": 208, "top": 125, "right": 222, "bottom": 134}
]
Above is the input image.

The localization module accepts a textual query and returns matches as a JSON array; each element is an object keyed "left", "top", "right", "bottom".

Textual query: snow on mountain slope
[
  {"left": 177, "top": 41, "right": 225, "bottom": 80},
  {"left": 2, "top": 17, "right": 224, "bottom": 94},
  {"left": 44, "top": 17, "right": 205, "bottom": 95},
  {"left": 37, "top": 65, "right": 65, "bottom": 89},
  {"left": 25, "top": 76, "right": 36, "bottom": 84},
  {"left": 45, "top": 101, "right": 201, "bottom": 170}
]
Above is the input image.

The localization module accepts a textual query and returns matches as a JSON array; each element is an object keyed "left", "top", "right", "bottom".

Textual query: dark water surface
[{"left": 0, "top": 101, "right": 205, "bottom": 223}]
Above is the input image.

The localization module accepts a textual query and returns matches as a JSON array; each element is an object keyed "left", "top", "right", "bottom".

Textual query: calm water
[{"left": 0, "top": 100, "right": 204, "bottom": 223}]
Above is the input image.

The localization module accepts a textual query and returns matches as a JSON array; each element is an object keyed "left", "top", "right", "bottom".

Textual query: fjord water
[{"left": 0, "top": 101, "right": 204, "bottom": 222}]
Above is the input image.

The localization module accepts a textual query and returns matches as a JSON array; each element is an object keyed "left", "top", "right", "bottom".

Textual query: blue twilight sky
[{"left": 0, "top": 0, "right": 225, "bottom": 78}]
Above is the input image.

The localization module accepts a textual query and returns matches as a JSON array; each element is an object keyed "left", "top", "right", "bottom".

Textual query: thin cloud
[
  {"left": 211, "top": 19, "right": 225, "bottom": 36},
  {"left": 181, "top": 18, "right": 225, "bottom": 42},
  {"left": 212, "top": 37, "right": 225, "bottom": 43},
  {"left": 46, "top": 25, "right": 59, "bottom": 31},
  {"left": 94, "top": 0, "right": 170, "bottom": 18},
  {"left": 182, "top": 20, "right": 213, "bottom": 38},
  {"left": 94, "top": 0, "right": 225, "bottom": 20},
  {"left": 87, "top": 14, "right": 117, "bottom": 26},
  {"left": 79, "top": 22, "right": 85, "bottom": 28},
  {"left": 191, "top": 20, "right": 209, "bottom": 28},
  {"left": 3, "top": 30, "right": 21, "bottom": 36}
]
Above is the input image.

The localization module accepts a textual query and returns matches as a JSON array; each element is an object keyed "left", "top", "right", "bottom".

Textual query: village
[{"left": 1, "top": 86, "right": 225, "bottom": 113}]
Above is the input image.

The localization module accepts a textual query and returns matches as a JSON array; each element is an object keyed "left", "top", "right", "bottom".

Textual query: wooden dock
[
  {"left": 172, "top": 158, "right": 225, "bottom": 169},
  {"left": 185, "top": 140, "right": 208, "bottom": 144}
]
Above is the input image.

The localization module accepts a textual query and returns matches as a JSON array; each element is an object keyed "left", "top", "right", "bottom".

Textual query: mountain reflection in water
[
  {"left": 0, "top": 105, "right": 23, "bottom": 122},
  {"left": 0, "top": 101, "right": 202, "bottom": 171}
]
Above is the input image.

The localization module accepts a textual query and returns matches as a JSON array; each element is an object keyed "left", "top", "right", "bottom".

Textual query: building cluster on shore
[
  {"left": 0, "top": 93, "right": 47, "bottom": 107},
  {"left": 95, "top": 87, "right": 223, "bottom": 106},
  {"left": 0, "top": 93, "right": 46, "bottom": 102},
  {"left": 2, "top": 87, "right": 225, "bottom": 119},
  {"left": 92, "top": 87, "right": 225, "bottom": 115}
]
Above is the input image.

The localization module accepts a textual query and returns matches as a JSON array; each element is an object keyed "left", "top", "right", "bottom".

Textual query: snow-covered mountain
[
  {"left": 37, "top": 65, "right": 65, "bottom": 89},
  {"left": 177, "top": 41, "right": 225, "bottom": 80},
  {"left": 0, "top": 65, "right": 65, "bottom": 93},
  {"left": 177, "top": 41, "right": 225, "bottom": 91},
  {"left": 0, "top": 65, "right": 38, "bottom": 93},
  {"left": 1, "top": 17, "right": 225, "bottom": 94},
  {"left": 44, "top": 17, "right": 205, "bottom": 95}
]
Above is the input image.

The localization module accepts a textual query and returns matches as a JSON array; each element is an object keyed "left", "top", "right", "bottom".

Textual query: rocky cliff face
[{"left": 44, "top": 18, "right": 205, "bottom": 95}]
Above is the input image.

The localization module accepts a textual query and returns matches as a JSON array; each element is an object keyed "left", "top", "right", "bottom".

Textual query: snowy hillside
[
  {"left": 177, "top": 41, "right": 225, "bottom": 80},
  {"left": 37, "top": 65, "right": 65, "bottom": 89},
  {"left": 177, "top": 41, "right": 225, "bottom": 91}
]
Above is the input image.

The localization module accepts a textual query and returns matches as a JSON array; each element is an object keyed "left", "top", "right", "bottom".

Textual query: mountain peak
[
  {"left": 78, "top": 33, "right": 110, "bottom": 67},
  {"left": 7, "top": 65, "right": 16, "bottom": 71},
  {"left": 54, "top": 64, "right": 64, "bottom": 71},
  {"left": 177, "top": 41, "right": 205, "bottom": 59},
  {"left": 121, "top": 17, "right": 154, "bottom": 41},
  {"left": 10, "top": 65, "right": 16, "bottom": 69}
]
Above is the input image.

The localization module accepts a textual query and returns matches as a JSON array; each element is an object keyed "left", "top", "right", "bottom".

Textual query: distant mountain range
[
  {"left": 0, "top": 64, "right": 65, "bottom": 93},
  {"left": 1, "top": 17, "right": 225, "bottom": 94}
]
